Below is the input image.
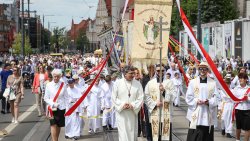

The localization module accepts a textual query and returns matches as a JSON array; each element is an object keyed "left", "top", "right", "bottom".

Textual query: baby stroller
[{"left": 22, "top": 72, "right": 31, "bottom": 89}]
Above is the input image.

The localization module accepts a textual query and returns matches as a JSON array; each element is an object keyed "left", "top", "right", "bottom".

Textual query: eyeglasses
[
  {"left": 199, "top": 68, "right": 208, "bottom": 71},
  {"left": 127, "top": 72, "right": 135, "bottom": 75}
]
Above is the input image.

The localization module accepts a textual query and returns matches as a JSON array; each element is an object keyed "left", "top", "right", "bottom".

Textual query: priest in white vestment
[
  {"left": 112, "top": 66, "right": 144, "bottom": 141},
  {"left": 144, "top": 64, "right": 176, "bottom": 141},
  {"left": 186, "top": 62, "right": 219, "bottom": 141}
]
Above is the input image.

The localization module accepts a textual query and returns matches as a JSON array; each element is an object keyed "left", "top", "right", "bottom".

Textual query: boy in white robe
[
  {"left": 172, "top": 72, "right": 183, "bottom": 107},
  {"left": 219, "top": 75, "right": 233, "bottom": 138},
  {"left": 65, "top": 79, "right": 82, "bottom": 140},
  {"left": 100, "top": 75, "right": 114, "bottom": 130},
  {"left": 73, "top": 74, "right": 87, "bottom": 135},
  {"left": 87, "top": 77, "right": 102, "bottom": 134}
]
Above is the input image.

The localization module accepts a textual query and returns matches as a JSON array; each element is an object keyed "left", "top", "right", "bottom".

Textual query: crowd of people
[{"left": 0, "top": 53, "right": 249, "bottom": 141}]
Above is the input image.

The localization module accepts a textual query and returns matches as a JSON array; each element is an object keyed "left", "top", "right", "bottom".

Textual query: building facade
[{"left": 0, "top": 3, "right": 18, "bottom": 52}]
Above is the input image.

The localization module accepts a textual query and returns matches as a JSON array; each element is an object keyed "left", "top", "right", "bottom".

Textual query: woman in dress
[
  {"left": 7, "top": 66, "right": 24, "bottom": 123},
  {"left": 32, "top": 65, "right": 48, "bottom": 116}
]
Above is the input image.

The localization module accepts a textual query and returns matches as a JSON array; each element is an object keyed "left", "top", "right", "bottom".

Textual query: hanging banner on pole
[{"left": 131, "top": 0, "right": 173, "bottom": 64}]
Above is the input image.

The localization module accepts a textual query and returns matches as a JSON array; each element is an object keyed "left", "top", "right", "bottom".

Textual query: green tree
[
  {"left": 12, "top": 33, "right": 32, "bottom": 55},
  {"left": 202, "top": 0, "right": 238, "bottom": 23},
  {"left": 76, "top": 29, "right": 89, "bottom": 53},
  {"left": 51, "top": 27, "right": 67, "bottom": 52},
  {"left": 170, "top": 0, "right": 238, "bottom": 37},
  {"left": 170, "top": 0, "right": 198, "bottom": 38}
]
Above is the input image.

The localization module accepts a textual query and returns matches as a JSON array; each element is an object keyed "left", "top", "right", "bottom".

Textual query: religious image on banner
[
  {"left": 143, "top": 16, "right": 159, "bottom": 45},
  {"left": 114, "top": 31, "right": 124, "bottom": 59},
  {"left": 131, "top": 0, "right": 172, "bottom": 64}
]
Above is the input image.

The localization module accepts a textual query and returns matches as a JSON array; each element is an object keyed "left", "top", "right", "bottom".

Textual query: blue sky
[
  {"left": 1, "top": 0, "right": 99, "bottom": 30},
  {"left": 29, "top": 0, "right": 99, "bottom": 30}
]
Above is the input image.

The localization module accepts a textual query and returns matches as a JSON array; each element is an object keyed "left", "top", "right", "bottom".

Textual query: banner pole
[{"left": 158, "top": 16, "right": 163, "bottom": 140}]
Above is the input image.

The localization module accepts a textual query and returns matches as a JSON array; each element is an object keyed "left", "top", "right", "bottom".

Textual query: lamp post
[
  {"left": 21, "top": 0, "right": 25, "bottom": 58},
  {"left": 42, "top": 14, "right": 54, "bottom": 53},
  {"left": 47, "top": 21, "right": 56, "bottom": 52}
]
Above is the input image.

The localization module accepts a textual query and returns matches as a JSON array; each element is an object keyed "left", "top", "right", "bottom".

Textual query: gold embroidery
[
  {"left": 164, "top": 102, "right": 169, "bottom": 112},
  {"left": 163, "top": 118, "right": 170, "bottom": 135},
  {"left": 152, "top": 118, "right": 159, "bottom": 136},
  {"left": 192, "top": 114, "right": 197, "bottom": 121}
]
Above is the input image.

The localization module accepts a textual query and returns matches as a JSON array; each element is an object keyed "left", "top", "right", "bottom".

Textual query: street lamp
[
  {"left": 48, "top": 21, "right": 56, "bottom": 32},
  {"left": 42, "top": 14, "right": 54, "bottom": 53},
  {"left": 47, "top": 21, "right": 56, "bottom": 53}
]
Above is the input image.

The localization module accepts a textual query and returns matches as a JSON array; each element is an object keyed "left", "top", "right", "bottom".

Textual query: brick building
[{"left": 0, "top": 3, "right": 18, "bottom": 52}]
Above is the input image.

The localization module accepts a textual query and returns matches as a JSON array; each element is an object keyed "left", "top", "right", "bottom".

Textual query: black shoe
[
  {"left": 226, "top": 133, "right": 233, "bottom": 138},
  {"left": 108, "top": 125, "right": 113, "bottom": 130},
  {"left": 103, "top": 126, "right": 108, "bottom": 132},
  {"left": 65, "top": 135, "right": 69, "bottom": 139},
  {"left": 137, "top": 133, "right": 141, "bottom": 137},
  {"left": 7, "top": 110, "right": 10, "bottom": 113},
  {"left": 221, "top": 129, "right": 225, "bottom": 136},
  {"left": 1, "top": 110, "right": 6, "bottom": 114},
  {"left": 73, "top": 137, "right": 78, "bottom": 140}
]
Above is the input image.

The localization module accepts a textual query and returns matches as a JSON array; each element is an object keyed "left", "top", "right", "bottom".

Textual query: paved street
[{"left": 0, "top": 89, "right": 239, "bottom": 141}]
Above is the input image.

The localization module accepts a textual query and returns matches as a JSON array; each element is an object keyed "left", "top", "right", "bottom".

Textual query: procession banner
[
  {"left": 131, "top": 0, "right": 173, "bottom": 64},
  {"left": 175, "top": 0, "right": 250, "bottom": 102}
]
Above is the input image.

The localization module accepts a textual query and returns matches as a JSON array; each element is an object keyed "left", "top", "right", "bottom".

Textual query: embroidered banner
[{"left": 131, "top": 0, "right": 173, "bottom": 64}]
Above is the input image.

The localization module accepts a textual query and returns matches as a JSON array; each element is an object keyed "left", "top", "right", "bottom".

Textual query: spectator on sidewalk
[{"left": 0, "top": 63, "right": 13, "bottom": 114}]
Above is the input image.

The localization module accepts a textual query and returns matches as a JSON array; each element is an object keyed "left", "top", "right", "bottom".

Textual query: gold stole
[{"left": 149, "top": 79, "right": 171, "bottom": 141}]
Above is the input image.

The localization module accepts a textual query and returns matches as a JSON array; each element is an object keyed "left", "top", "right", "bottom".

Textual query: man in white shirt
[{"left": 44, "top": 69, "right": 68, "bottom": 141}]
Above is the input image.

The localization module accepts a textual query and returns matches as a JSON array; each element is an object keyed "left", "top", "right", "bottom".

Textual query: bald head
[{"left": 171, "top": 63, "right": 176, "bottom": 70}]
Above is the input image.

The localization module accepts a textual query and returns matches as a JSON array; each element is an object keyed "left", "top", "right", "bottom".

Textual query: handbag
[
  {"left": 3, "top": 88, "right": 10, "bottom": 98},
  {"left": 9, "top": 88, "right": 16, "bottom": 100},
  {"left": 3, "top": 87, "right": 16, "bottom": 100}
]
